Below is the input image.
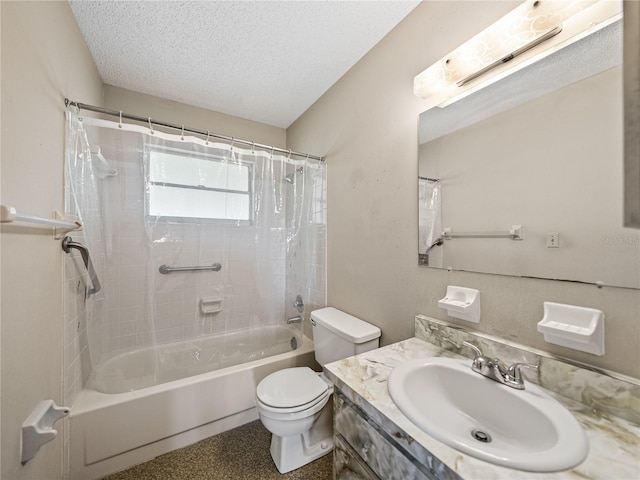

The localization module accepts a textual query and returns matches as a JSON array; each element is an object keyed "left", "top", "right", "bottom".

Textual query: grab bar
[
  {"left": 442, "top": 225, "right": 523, "bottom": 241},
  {"left": 61, "top": 236, "right": 101, "bottom": 296},
  {"left": 159, "top": 263, "right": 222, "bottom": 274}
]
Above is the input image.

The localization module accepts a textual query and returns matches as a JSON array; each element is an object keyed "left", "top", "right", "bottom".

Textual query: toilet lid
[{"left": 257, "top": 367, "right": 329, "bottom": 409}]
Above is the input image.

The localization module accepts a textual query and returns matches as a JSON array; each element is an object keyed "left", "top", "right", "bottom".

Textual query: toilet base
[{"left": 269, "top": 400, "right": 333, "bottom": 473}]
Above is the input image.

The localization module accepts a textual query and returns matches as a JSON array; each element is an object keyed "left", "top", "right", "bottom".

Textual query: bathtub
[
  {"left": 91, "top": 325, "right": 305, "bottom": 393},
  {"left": 69, "top": 327, "right": 316, "bottom": 479}
]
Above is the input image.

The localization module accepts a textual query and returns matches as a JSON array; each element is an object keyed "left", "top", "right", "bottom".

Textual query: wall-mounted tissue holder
[
  {"left": 21, "top": 400, "right": 69, "bottom": 463},
  {"left": 537, "top": 302, "right": 605, "bottom": 356},
  {"left": 200, "top": 297, "right": 223, "bottom": 315},
  {"left": 437, "top": 286, "right": 481, "bottom": 323}
]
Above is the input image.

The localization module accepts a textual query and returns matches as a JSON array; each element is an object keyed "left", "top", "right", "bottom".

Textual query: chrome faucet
[{"left": 463, "top": 341, "right": 538, "bottom": 390}]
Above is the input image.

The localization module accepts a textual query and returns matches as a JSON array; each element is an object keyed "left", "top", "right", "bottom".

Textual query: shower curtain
[
  {"left": 64, "top": 109, "right": 326, "bottom": 377},
  {"left": 418, "top": 178, "right": 441, "bottom": 265}
]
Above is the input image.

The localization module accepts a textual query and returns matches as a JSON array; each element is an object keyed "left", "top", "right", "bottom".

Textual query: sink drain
[{"left": 471, "top": 429, "right": 492, "bottom": 443}]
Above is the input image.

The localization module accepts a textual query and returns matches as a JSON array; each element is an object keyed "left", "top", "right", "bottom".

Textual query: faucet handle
[{"left": 506, "top": 362, "right": 539, "bottom": 383}]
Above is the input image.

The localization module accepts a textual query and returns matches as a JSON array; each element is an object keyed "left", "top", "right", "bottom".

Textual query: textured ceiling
[{"left": 69, "top": 1, "right": 420, "bottom": 128}]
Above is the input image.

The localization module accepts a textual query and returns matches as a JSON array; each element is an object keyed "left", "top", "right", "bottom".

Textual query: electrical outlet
[{"left": 546, "top": 233, "right": 559, "bottom": 248}]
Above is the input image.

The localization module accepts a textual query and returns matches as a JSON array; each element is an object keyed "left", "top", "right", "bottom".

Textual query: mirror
[{"left": 418, "top": 18, "right": 640, "bottom": 289}]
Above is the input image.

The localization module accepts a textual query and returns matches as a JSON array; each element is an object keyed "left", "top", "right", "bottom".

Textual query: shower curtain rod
[{"left": 64, "top": 98, "right": 325, "bottom": 163}]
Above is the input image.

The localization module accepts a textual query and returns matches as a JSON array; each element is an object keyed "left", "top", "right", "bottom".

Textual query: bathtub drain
[
  {"left": 290, "top": 337, "right": 298, "bottom": 350},
  {"left": 471, "top": 429, "right": 492, "bottom": 443}
]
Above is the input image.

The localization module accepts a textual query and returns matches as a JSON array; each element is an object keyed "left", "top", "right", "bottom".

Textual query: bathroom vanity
[{"left": 324, "top": 316, "right": 640, "bottom": 480}]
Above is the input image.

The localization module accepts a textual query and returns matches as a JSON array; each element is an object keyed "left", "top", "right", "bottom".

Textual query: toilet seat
[
  {"left": 256, "top": 367, "right": 330, "bottom": 411},
  {"left": 256, "top": 391, "right": 330, "bottom": 422},
  {"left": 257, "top": 388, "right": 330, "bottom": 414}
]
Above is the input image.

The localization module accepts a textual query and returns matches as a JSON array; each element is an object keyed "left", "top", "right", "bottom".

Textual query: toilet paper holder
[{"left": 21, "top": 400, "right": 70, "bottom": 464}]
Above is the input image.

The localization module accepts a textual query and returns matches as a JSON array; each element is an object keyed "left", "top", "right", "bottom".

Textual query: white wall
[
  {"left": 287, "top": 1, "right": 640, "bottom": 378},
  {"left": 105, "top": 85, "right": 286, "bottom": 149},
  {"left": 0, "top": 2, "right": 103, "bottom": 478}
]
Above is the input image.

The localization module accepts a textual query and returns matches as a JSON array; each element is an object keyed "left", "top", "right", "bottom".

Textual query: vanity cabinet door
[
  {"left": 335, "top": 433, "right": 381, "bottom": 480},
  {"left": 334, "top": 392, "right": 434, "bottom": 480}
]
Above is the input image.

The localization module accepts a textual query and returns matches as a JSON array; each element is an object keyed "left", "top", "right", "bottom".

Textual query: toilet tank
[{"left": 311, "top": 307, "right": 381, "bottom": 366}]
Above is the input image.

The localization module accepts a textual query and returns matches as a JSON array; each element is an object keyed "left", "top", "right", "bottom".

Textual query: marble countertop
[{"left": 324, "top": 336, "right": 640, "bottom": 480}]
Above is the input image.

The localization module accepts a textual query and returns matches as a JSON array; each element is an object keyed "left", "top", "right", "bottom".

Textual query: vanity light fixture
[{"left": 414, "top": 0, "right": 622, "bottom": 109}]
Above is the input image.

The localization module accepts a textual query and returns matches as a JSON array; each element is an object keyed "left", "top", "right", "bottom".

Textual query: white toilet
[{"left": 255, "top": 307, "right": 381, "bottom": 474}]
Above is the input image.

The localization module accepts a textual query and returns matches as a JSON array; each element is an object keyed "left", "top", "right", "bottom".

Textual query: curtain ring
[
  {"left": 270, "top": 146, "right": 274, "bottom": 157},
  {"left": 148, "top": 118, "right": 154, "bottom": 135},
  {"left": 73, "top": 103, "right": 83, "bottom": 122},
  {"left": 181, "top": 125, "right": 185, "bottom": 141},
  {"left": 287, "top": 149, "right": 292, "bottom": 160},
  {"left": 205, "top": 131, "right": 210, "bottom": 145},
  {"left": 230, "top": 137, "right": 235, "bottom": 151},
  {"left": 251, "top": 141, "right": 255, "bottom": 153},
  {"left": 118, "top": 111, "right": 123, "bottom": 129}
]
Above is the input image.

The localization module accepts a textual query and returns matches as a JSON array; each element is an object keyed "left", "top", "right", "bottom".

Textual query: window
[{"left": 146, "top": 147, "right": 252, "bottom": 222}]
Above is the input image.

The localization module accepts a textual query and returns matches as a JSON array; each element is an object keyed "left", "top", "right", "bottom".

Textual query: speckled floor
[{"left": 102, "top": 420, "right": 333, "bottom": 480}]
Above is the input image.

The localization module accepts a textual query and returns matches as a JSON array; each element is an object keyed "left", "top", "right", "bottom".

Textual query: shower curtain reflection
[
  {"left": 418, "top": 178, "right": 441, "bottom": 267},
  {"left": 64, "top": 110, "right": 326, "bottom": 393}
]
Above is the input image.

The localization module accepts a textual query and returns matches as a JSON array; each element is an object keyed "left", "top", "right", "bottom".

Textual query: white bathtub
[
  {"left": 91, "top": 325, "right": 304, "bottom": 393},
  {"left": 70, "top": 327, "right": 316, "bottom": 479}
]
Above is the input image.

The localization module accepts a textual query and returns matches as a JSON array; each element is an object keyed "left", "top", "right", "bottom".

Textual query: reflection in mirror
[{"left": 418, "top": 18, "right": 640, "bottom": 289}]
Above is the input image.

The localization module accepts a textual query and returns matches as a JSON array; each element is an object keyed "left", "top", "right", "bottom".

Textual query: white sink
[{"left": 387, "top": 357, "right": 588, "bottom": 472}]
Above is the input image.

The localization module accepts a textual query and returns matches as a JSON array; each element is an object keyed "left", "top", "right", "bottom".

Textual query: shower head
[{"left": 284, "top": 167, "right": 304, "bottom": 184}]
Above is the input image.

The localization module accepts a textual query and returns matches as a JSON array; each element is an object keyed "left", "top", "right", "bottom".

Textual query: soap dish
[
  {"left": 200, "top": 297, "right": 223, "bottom": 314},
  {"left": 537, "top": 302, "right": 604, "bottom": 355},
  {"left": 437, "top": 286, "right": 480, "bottom": 323}
]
